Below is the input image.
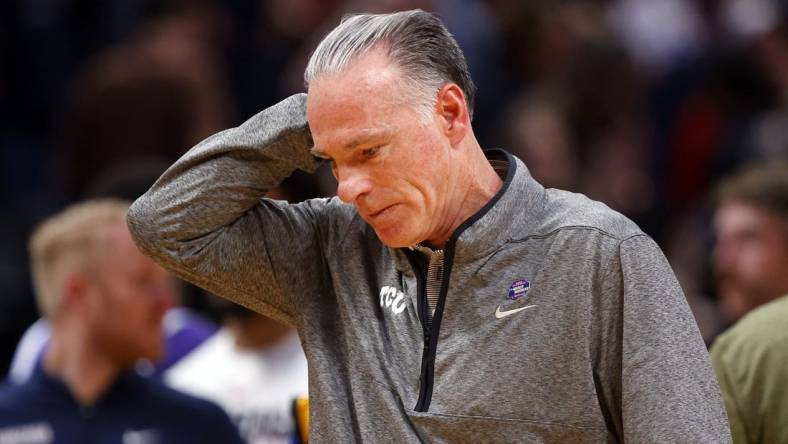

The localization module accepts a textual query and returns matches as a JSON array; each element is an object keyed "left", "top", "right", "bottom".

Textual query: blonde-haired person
[
  {"left": 8, "top": 195, "right": 218, "bottom": 384},
  {"left": 0, "top": 199, "right": 242, "bottom": 444}
]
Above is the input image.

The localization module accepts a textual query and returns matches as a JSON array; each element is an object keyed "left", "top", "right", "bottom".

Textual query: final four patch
[{"left": 508, "top": 279, "right": 530, "bottom": 300}]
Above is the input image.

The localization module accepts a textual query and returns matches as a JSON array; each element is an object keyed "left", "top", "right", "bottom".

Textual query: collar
[
  {"left": 451, "top": 149, "right": 547, "bottom": 262},
  {"left": 392, "top": 149, "right": 547, "bottom": 270},
  {"left": 29, "top": 359, "right": 146, "bottom": 410}
]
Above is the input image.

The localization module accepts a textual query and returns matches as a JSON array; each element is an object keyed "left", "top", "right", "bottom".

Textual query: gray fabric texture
[{"left": 128, "top": 93, "right": 731, "bottom": 443}]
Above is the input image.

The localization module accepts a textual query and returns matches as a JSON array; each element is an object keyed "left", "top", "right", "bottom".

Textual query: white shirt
[{"left": 165, "top": 328, "right": 308, "bottom": 444}]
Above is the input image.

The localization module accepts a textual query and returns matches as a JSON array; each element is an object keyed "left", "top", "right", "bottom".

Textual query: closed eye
[
  {"left": 309, "top": 147, "right": 331, "bottom": 161},
  {"left": 361, "top": 146, "right": 380, "bottom": 159}
]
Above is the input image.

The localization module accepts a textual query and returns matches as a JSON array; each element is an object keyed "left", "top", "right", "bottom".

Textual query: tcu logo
[{"left": 379, "top": 286, "right": 407, "bottom": 314}]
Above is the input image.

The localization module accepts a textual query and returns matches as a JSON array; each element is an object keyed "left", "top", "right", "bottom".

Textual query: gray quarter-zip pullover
[{"left": 128, "top": 94, "right": 730, "bottom": 443}]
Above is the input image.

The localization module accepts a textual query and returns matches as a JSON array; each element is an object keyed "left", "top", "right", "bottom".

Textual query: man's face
[
  {"left": 86, "top": 223, "right": 175, "bottom": 367},
  {"left": 307, "top": 50, "right": 454, "bottom": 247},
  {"left": 713, "top": 202, "right": 788, "bottom": 320}
]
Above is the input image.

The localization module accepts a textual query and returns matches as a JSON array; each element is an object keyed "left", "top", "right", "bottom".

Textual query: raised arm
[{"left": 127, "top": 94, "right": 332, "bottom": 325}]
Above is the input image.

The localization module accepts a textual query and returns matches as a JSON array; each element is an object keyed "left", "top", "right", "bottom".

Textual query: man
[
  {"left": 709, "top": 164, "right": 788, "bottom": 443},
  {"left": 128, "top": 10, "right": 730, "bottom": 442},
  {"left": 8, "top": 155, "right": 218, "bottom": 385},
  {"left": 0, "top": 200, "right": 242, "bottom": 444},
  {"left": 711, "top": 164, "right": 788, "bottom": 322}
]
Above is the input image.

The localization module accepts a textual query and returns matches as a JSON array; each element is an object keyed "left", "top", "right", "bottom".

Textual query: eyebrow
[{"left": 310, "top": 130, "right": 392, "bottom": 159}]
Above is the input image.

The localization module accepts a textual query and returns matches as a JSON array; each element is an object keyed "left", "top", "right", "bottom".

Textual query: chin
[{"left": 374, "top": 227, "right": 419, "bottom": 248}]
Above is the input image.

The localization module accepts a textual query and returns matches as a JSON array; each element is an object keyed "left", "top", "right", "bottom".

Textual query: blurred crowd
[{"left": 1, "top": 0, "right": 788, "bottom": 439}]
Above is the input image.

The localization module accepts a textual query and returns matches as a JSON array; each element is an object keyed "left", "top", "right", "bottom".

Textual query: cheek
[
  {"left": 89, "top": 288, "right": 121, "bottom": 327},
  {"left": 736, "top": 245, "right": 761, "bottom": 267},
  {"left": 755, "top": 245, "right": 788, "bottom": 275},
  {"left": 735, "top": 244, "right": 778, "bottom": 277},
  {"left": 396, "top": 127, "right": 444, "bottom": 166},
  {"left": 404, "top": 143, "right": 447, "bottom": 191},
  {"left": 112, "top": 288, "right": 161, "bottom": 326}
]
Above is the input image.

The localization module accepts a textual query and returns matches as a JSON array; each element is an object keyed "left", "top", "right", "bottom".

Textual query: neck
[
  {"left": 424, "top": 143, "right": 502, "bottom": 249},
  {"left": 43, "top": 319, "right": 121, "bottom": 406}
]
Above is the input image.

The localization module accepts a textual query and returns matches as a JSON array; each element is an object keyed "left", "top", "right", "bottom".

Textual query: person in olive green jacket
[
  {"left": 710, "top": 162, "right": 788, "bottom": 443},
  {"left": 710, "top": 294, "right": 788, "bottom": 443}
]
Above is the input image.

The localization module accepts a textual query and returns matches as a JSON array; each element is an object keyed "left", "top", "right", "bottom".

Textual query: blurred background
[{"left": 2, "top": 0, "right": 787, "bottom": 378}]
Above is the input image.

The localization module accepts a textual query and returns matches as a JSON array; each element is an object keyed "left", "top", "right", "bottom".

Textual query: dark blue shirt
[{"left": 0, "top": 365, "right": 244, "bottom": 444}]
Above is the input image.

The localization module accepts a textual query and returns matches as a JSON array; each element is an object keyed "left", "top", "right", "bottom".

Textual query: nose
[{"left": 335, "top": 165, "right": 373, "bottom": 205}]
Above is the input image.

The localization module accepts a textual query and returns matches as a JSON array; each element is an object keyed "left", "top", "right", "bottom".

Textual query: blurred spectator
[
  {"left": 609, "top": 0, "right": 707, "bottom": 75},
  {"left": 166, "top": 300, "right": 308, "bottom": 444},
  {"left": 502, "top": 89, "right": 579, "bottom": 191},
  {"left": 0, "top": 0, "right": 235, "bottom": 373},
  {"left": 712, "top": 163, "right": 788, "bottom": 322},
  {"left": 718, "top": 0, "right": 781, "bottom": 45},
  {"left": 0, "top": 200, "right": 242, "bottom": 443},
  {"left": 568, "top": 43, "right": 654, "bottom": 216},
  {"left": 749, "top": 15, "right": 788, "bottom": 164},
  {"left": 663, "top": 49, "right": 777, "bottom": 225},
  {"left": 53, "top": 0, "right": 233, "bottom": 199},
  {"left": 7, "top": 159, "right": 219, "bottom": 384},
  {"left": 710, "top": 293, "right": 788, "bottom": 443},
  {"left": 651, "top": 2, "right": 786, "bottom": 345}
]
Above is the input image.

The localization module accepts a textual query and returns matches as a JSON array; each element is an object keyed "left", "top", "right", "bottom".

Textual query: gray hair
[{"left": 304, "top": 9, "right": 475, "bottom": 122}]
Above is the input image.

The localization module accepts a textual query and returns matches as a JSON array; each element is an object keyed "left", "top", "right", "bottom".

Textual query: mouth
[{"left": 366, "top": 204, "right": 397, "bottom": 220}]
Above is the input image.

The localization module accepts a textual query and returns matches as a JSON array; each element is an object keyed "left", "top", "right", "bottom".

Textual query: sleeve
[
  {"left": 616, "top": 234, "right": 731, "bottom": 443},
  {"left": 127, "top": 93, "right": 337, "bottom": 326},
  {"left": 709, "top": 336, "right": 750, "bottom": 444}
]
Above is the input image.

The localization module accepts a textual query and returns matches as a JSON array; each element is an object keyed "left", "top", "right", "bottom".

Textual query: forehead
[
  {"left": 716, "top": 202, "right": 784, "bottom": 235},
  {"left": 96, "top": 223, "right": 152, "bottom": 268},
  {"left": 308, "top": 48, "right": 401, "bottom": 106},
  {"left": 306, "top": 50, "right": 412, "bottom": 152}
]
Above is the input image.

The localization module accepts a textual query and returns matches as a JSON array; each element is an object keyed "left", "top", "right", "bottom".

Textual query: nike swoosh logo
[{"left": 495, "top": 304, "right": 537, "bottom": 319}]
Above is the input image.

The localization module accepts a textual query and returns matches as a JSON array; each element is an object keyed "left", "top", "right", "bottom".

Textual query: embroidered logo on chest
[
  {"left": 496, "top": 279, "right": 536, "bottom": 319},
  {"left": 379, "top": 285, "right": 407, "bottom": 315},
  {"left": 508, "top": 279, "right": 530, "bottom": 300}
]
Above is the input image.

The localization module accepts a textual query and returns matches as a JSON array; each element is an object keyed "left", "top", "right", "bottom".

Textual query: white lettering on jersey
[{"left": 379, "top": 286, "right": 407, "bottom": 314}]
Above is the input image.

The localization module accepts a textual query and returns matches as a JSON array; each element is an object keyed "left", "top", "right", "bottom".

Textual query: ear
[
  {"left": 61, "top": 273, "right": 90, "bottom": 313},
  {"left": 435, "top": 83, "right": 469, "bottom": 147}
]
